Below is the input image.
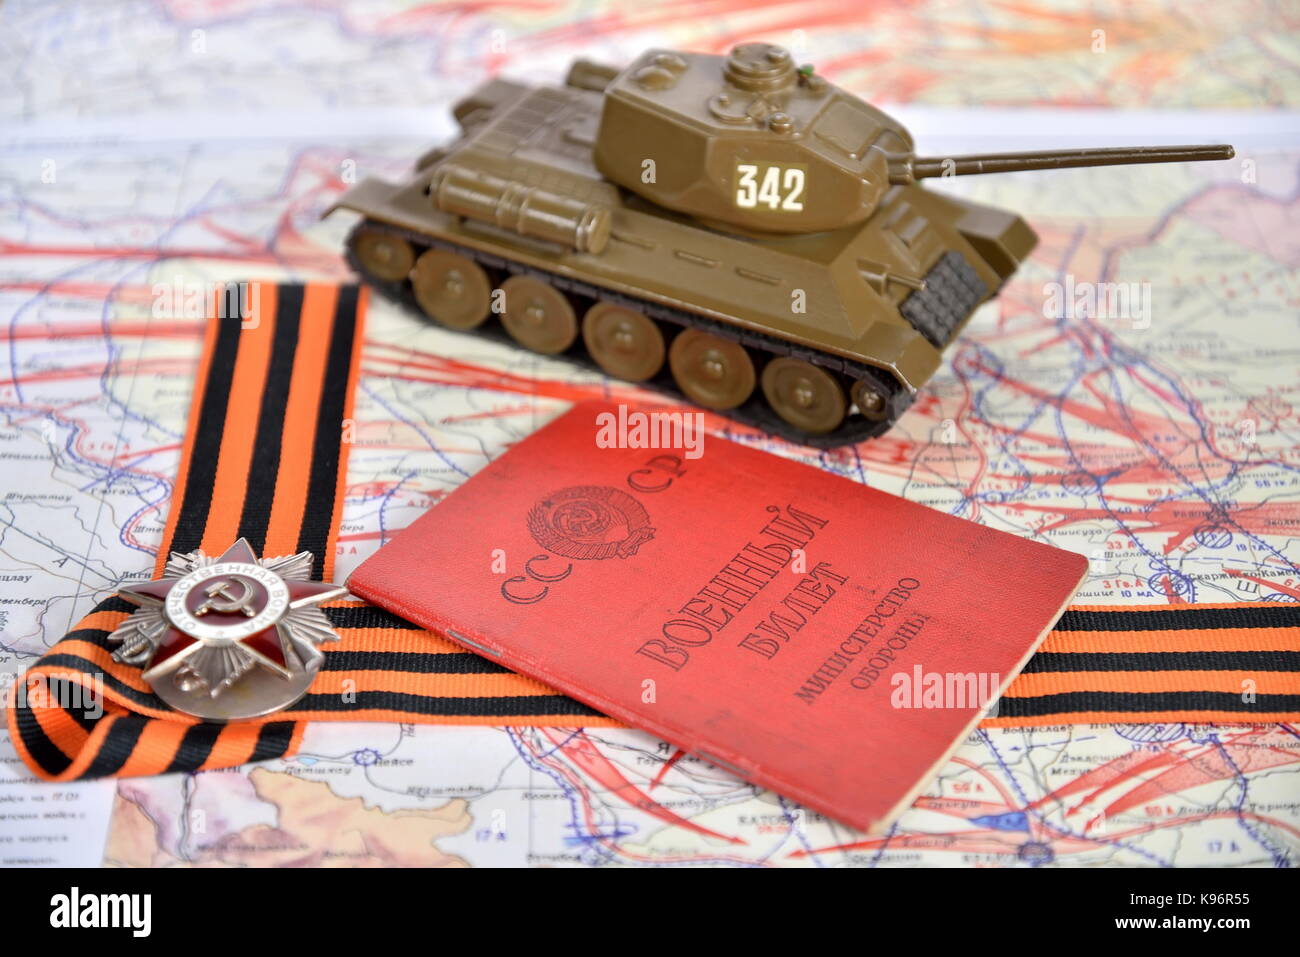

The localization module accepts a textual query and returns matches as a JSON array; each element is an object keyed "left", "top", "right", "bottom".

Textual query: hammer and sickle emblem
[{"left": 194, "top": 577, "right": 258, "bottom": 617}]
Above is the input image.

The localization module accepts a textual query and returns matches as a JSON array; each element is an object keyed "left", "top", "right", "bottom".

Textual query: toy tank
[{"left": 327, "top": 44, "right": 1233, "bottom": 445}]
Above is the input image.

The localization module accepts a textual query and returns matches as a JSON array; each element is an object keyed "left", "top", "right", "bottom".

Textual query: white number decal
[
  {"left": 734, "top": 162, "right": 805, "bottom": 212},
  {"left": 781, "top": 168, "right": 805, "bottom": 211},
  {"left": 758, "top": 165, "right": 782, "bottom": 208},
  {"left": 736, "top": 164, "right": 759, "bottom": 208}
]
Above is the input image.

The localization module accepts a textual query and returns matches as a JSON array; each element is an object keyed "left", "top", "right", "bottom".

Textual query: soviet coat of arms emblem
[{"left": 526, "top": 486, "right": 655, "bottom": 560}]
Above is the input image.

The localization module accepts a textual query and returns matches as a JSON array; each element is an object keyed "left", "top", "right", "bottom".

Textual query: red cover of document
[{"left": 347, "top": 401, "right": 1088, "bottom": 832}]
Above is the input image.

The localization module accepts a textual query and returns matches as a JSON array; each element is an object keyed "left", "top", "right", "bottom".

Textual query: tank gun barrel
[{"left": 892, "top": 144, "right": 1235, "bottom": 183}]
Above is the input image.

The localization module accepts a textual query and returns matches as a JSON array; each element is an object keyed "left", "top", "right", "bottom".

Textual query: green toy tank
[{"left": 327, "top": 43, "right": 1233, "bottom": 445}]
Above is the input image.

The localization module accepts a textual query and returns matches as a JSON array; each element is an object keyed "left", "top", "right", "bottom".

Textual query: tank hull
[{"left": 327, "top": 78, "right": 1038, "bottom": 445}]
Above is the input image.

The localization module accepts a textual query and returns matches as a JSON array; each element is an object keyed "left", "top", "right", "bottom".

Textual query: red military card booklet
[{"left": 347, "top": 401, "right": 1088, "bottom": 833}]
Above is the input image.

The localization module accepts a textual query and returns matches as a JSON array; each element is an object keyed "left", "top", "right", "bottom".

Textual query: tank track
[{"left": 345, "top": 219, "right": 914, "bottom": 448}]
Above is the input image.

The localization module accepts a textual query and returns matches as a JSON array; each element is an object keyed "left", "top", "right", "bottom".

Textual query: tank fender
[
  {"left": 452, "top": 78, "right": 531, "bottom": 131},
  {"left": 325, "top": 177, "right": 403, "bottom": 220}
]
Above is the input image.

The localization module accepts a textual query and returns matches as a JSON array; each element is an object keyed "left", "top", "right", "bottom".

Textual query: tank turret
[
  {"left": 590, "top": 44, "right": 1232, "bottom": 235},
  {"left": 327, "top": 45, "right": 1236, "bottom": 445}
]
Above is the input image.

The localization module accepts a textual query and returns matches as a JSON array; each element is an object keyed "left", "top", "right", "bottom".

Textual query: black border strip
[
  {"left": 323, "top": 605, "right": 421, "bottom": 630},
  {"left": 249, "top": 722, "right": 296, "bottom": 761},
  {"left": 289, "top": 690, "right": 602, "bottom": 717},
  {"left": 167, "top": 314, "right": 243, "bottom": 556},
  {"left": 322, "top": 650, "right": 511, "bottom": 675},
  {"left": 164, "top": 722, "right": 224, "bottom": 773},
  {"left": 80, "top": 716, "right": 148, "bottom": 778},
  {"left": 238, "top": 284, "right": 304, "bottom": 553},
  {"left": 1056, "top": 605, "right": 1300, "bottom": 632},
  {"left": 998, "top": 690, "right": 1300, "bottom": 717},
  {"left": 37, "top": 654, "right": 166, "bottom": 709},
  {"left": 1023, "top": 650, "right": 1300, "bottom": 673},
  {"left": 12, "top": 704, "right": 73, "bottom": 776},
  {"left": 297, "top": 284, "right": 360, "bottom": 577}
]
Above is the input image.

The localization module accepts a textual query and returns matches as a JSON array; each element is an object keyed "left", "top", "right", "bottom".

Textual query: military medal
[{"left": 109, "top": 539, "right": 347, "bottom": 720}]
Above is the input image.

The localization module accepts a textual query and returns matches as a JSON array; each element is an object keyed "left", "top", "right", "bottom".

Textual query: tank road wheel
[
  {"left": 412, "top": 249, "right": 491, "bottom": 330},
  {"left": 851, "top": 377, "right": 892, "bottom": 422},
  {"left": 351, "top": 228, "right": 415, "bottom": 282},
  {"left": 668, "top": 329, "right": 756, "bottom": 411},
  {"left": 761, "top": 358, "right": 847, "bottom": 435},
  {"left": 500, "top": 275, "right": 578, "bottom": 355},
  {"left": 582, "top": 301, "right": 665, "bottom": 382}
]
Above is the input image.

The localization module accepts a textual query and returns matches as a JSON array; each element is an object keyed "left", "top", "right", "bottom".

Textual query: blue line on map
[
  {"left": 1195, "top": 729, "right": 1292, "bottom": 867},
  {"left": 358, "top": 379, "right": 471, "bottom": 479},
  {"left": 977, "top": 728, "right": 1173, "bottom": 867}
]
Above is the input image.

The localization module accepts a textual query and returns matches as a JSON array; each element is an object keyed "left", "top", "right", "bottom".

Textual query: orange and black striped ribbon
[
  {"left": 987, "top": 603, "right": 1300, "bottom": 727},
  {"left": 7, "top": 283, "right": 1300, "bottom": 780}
]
